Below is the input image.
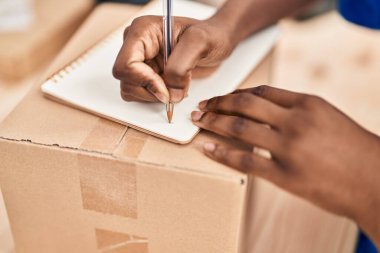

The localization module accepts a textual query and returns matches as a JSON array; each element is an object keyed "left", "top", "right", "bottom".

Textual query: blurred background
[{"left": 1, "top": 0, "right": 379, "bottom": 252}]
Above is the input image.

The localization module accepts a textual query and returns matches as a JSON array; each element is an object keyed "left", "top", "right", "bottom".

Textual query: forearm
[{"left": 209, "top": 0, "right": 319, "bottom": 45}]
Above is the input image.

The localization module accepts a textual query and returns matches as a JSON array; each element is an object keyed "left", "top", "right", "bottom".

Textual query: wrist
[{"left": 207, "top": 9, "right": 246, "bottom": 47}]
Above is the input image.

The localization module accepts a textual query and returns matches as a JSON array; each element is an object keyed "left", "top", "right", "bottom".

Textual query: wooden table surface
[{"left": 2, "top": 4, "right": 380, "bottom": 253}]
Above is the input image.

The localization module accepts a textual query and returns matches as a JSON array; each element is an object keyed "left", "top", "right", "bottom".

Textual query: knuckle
[
  {"left": 298, "top": 94, "right": 322, "bottom": 108},
  {"left": 276, "top": 132, "right": 289, "bottom": 145},
  {"left": 113, "top": 61, "right": 136, "bottom": 80},
  {"left": 112, "top": 64, "right": 125, "bottom": 79},
  {"left": 284, "top": 96, "right": 324, "bottom": 135},
  {"left": 123, "top": 26, "right": 131, "bottom": 39},
  {"left": 231, "top": 117, "right": 249, "bottom": 136},
  {"left": 130, "top": 16, "right": 158, "bottom": 37},
  {"left": 181, "top": 26, "right": 210, "bottom": 55},
  {"left": 205, "top": 96, "right": 221, "bottom": 110},
  {"left": 280, "top": 138, "right": 301, "bottom": 162},
  {"left": 131, "top": 16, "right": 149, "bottom": 27},
  {"left": 201, "top": 112, "right": 217, "bottom": 124},
  {"left": 233, "top": 93, "right": 254, "bottom": 108},
  {"left": 200, "top": 112, "right": 218, "bottom": 127},
  {"left": 239, "top": 153, "right": 255, "bottom": 172},
  {"left": 281, "top": 137, "right": 296, "bottom": 152},
  {"left": 284, "top": 109, "right": 310, "bottom": 136},
  {"left": 275, "top": 137, "right": 289, "bottom": 156},
  {"left": 252, "top": 85, "right": 270, "bottom": 96},
  {"left": 213, "top": 146, "right": 229, "bottom": 162},
  {"left": 295, "top": 94, "right": 309, "bottom": 106},
  {"left": 187, "top": 26, "right": 209, "bottom": 42}
]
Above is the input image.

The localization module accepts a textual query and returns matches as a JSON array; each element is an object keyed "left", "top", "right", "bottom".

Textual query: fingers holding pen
[
  {"left": 115, "top": 16, "right": 204, "bottom": 104},
  {"left": 113, "top": 17, "right": 170, "bottom": 104},
  {"left": 114, "top": 60, "right": 169, "bottom": 103},
  {"left": 164, "top": 26, "right": 211, "bottom": 103},
  {"left": 115, "top": 16, "right": 235, "bottom": 105},
  {"left": 120, "top": 83, "right": 160, "bottom": 102}
]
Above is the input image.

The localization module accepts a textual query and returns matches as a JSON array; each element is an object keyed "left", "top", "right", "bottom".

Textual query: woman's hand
[
  {"left": 112, "top": 15, "right": 236, "bottom": 104},
  {"left": 191, "top": 85, "right": 380, "bottom": 247}
]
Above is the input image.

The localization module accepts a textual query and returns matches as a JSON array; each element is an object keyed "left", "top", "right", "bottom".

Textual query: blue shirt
[
  {"left": 339, "top": 0, "right": 380, "bottom": 29},
  {"left": 357, "top": 232, "right": 378, "bottom": 253},
  {"left": 338, "top": 1, "right": 379, "bottom": 252}
]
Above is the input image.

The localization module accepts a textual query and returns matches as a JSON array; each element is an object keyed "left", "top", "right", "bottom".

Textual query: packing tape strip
[
  {"left": 77, "top": 118, "right": 140, "bottom": 219},
  {"left": 113, "top": 128, "right": 149, "bottom": 160},
  {"left": 78, "top": 116, "right": 149, "bottom": 159},
  {"left": 77, "top": 154, "right": 138, "bottom": 219},
  {"left": 79, "top": 118, "right": 127, "bottom": 154}
]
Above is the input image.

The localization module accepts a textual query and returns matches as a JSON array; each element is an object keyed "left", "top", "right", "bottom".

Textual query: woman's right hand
[{"left": 112, "top": 15, "right": 237, "bottom": 104}]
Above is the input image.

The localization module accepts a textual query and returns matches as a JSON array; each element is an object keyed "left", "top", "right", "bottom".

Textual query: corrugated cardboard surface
[
  {"left": 0, "top": 3, "right": 358, "bottom": 253},
  {"left": 0, "top": 139, "right": 246, "bottom": 253},
  {"left": 0, "top": 0, "right": 93, "bottom": 80}
]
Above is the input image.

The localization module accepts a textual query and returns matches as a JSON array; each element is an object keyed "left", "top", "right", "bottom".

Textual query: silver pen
[{"left": 163, "top": 0, "right": 174, "bottom": 123}]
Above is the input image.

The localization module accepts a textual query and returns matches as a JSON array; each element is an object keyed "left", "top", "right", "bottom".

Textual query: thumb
[{"left": 164, "top": 27, "right": 208, "bottom": 102}]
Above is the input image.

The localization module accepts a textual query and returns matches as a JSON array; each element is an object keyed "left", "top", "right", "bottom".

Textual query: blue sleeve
[
  {"left": 339, "top": 0, "right": 380, "bottom": 29},
  {"left": 356, "top": 232, "right": 378, "bottom": 253}
]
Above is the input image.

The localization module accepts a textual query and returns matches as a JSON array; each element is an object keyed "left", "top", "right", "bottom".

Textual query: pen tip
[
  {"left": 166, "top": 102, "right": 174, "bottom": 124},
  {"left": 167, "top": 110, "right": 173, "bottom": 124}
]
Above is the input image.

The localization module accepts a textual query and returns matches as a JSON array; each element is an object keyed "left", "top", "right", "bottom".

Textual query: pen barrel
[
  {"left": 163, "top": 0, "right": 174, "bottom": 65},
  {"left": 163, "top": 0, "right": 175, "bottom": 123}
]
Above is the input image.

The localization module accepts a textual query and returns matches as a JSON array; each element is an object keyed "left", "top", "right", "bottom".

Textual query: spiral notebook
[{"left": 41, "top": 0, "right": 279, "bottom": 144}]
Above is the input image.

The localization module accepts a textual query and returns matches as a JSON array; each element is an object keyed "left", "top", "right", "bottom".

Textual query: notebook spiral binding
[{"left": 49, "top": 26, "right": 126, "bottom": 84}]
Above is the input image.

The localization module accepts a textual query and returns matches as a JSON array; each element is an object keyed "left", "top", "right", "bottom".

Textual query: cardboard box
[
  {"left": 0, "top": 3, "right": 358, "bottom": 253},
  {"left": 0, "top": 0, "right": 93, "bottom": 80}
]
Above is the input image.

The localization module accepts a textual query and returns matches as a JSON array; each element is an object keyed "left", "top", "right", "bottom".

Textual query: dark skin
[
  {"left": 113, "top": 0, "right": 380, "bottom": 248},
  {"left": 113, "top": 0, "right": 317, "bottom": 103},
  {"left": 191, "top": 86, "right": 380, "bottom": 248}
]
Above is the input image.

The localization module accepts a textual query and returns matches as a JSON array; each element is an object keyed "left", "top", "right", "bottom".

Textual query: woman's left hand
[{"left": 191, "top": 85, "right": 380, "bottom": 246}]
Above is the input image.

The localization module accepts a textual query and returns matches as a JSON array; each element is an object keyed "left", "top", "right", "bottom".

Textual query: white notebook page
[{"left": 41, "top": 0, "right": 279, "bottom": 144}]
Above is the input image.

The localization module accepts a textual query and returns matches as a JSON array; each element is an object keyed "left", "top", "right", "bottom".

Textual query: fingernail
[
  {"left": 203, "top": 142, "right": 216, "bottom": 153},
  {"left": 170, "top": 88, "right": 184, "bottom": 103},
  {"left": 155, "top": 93, "right": 169, "bottom": 103},
  {"left": 198, "top": 100, "right": 208, "bottom": 110},
  {"left": 146, "top": 85, "right": 169, "bottom": 103},
  {"left": 191, "top": 111, "right": 204, "bottom": 121}
]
